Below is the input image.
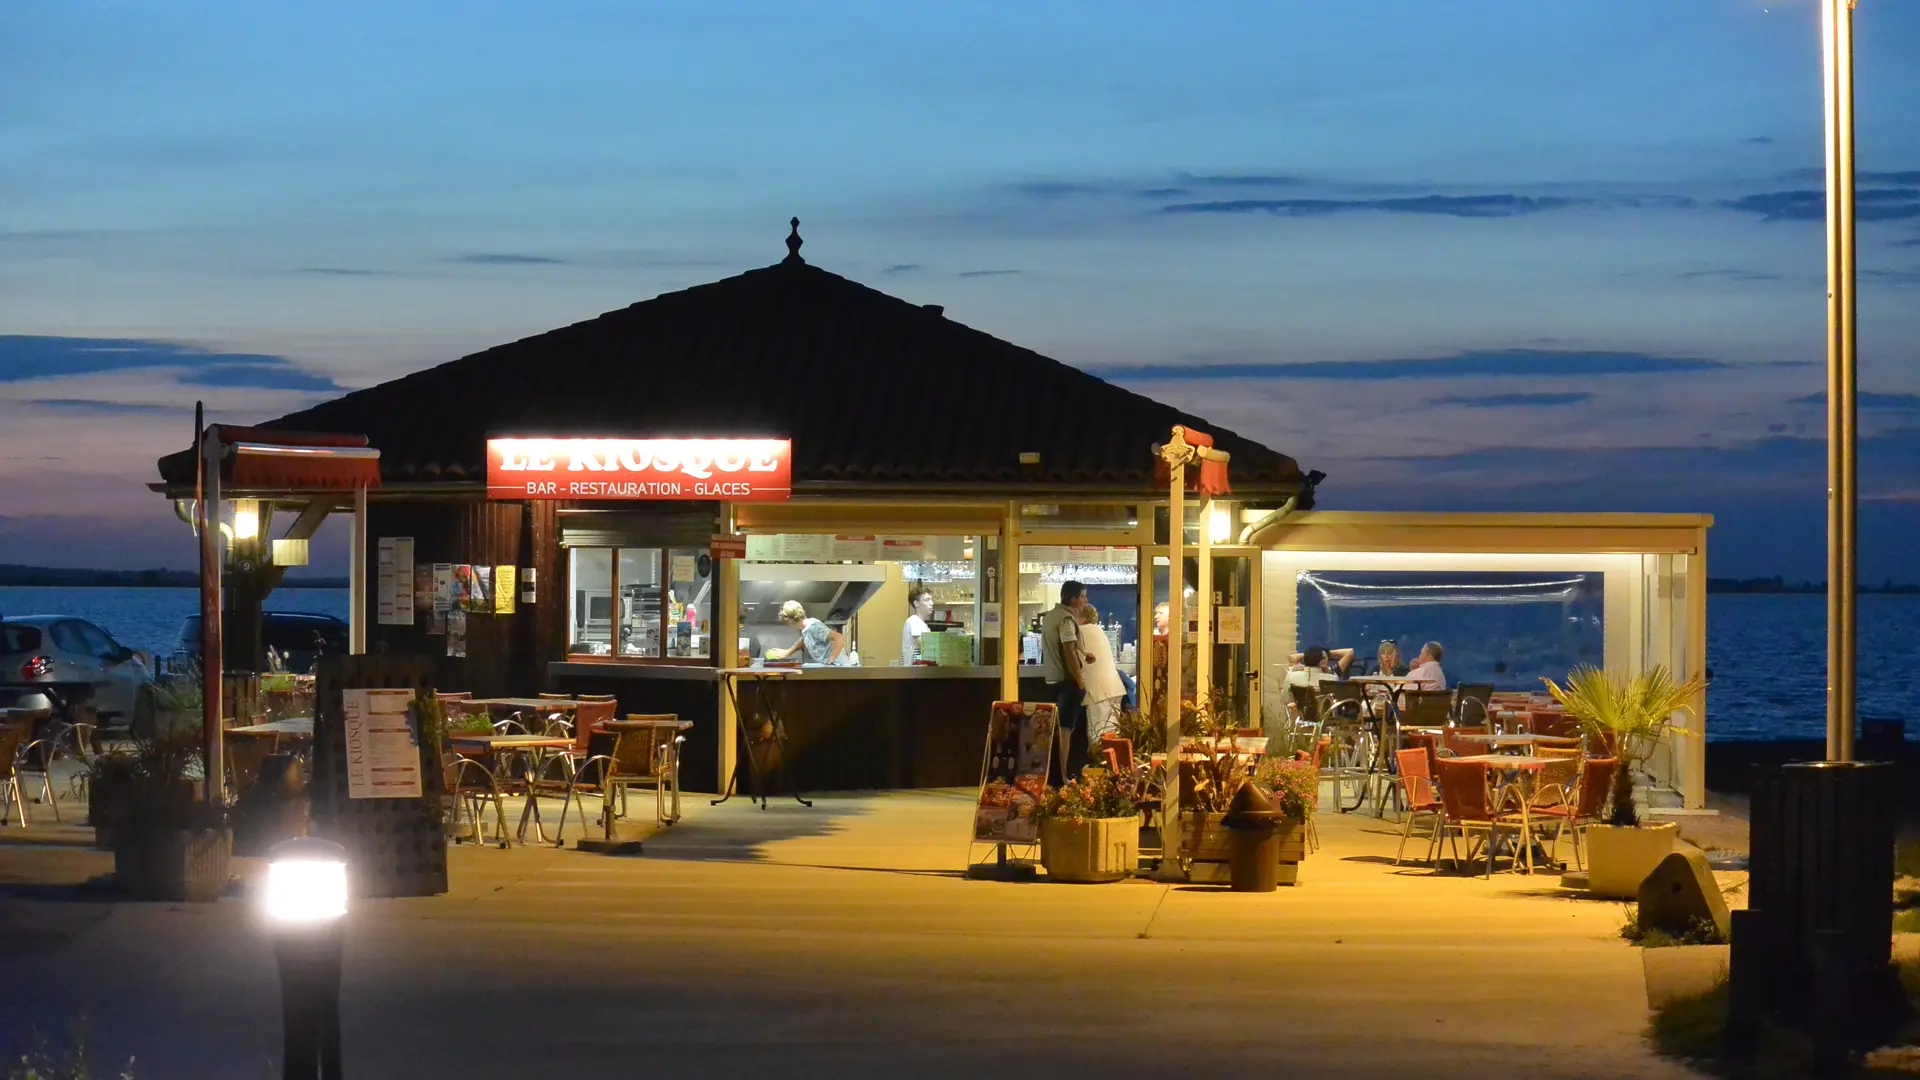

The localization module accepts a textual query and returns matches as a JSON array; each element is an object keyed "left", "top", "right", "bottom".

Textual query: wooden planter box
[
  {"left": 1586, "top": 821, "right": 1677, "bottom": 899},
  {"left": 113, "top": 828, "right": 233, "bottom": 903},
  {"left": 1040, "top": 816, "right": 1140, "bottom": 882},
  {"left": 1184, "top": 812, "right": 1308, "bottom": 886}
]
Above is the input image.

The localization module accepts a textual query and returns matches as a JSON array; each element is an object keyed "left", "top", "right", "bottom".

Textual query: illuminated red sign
[{"left": 486, "top": 438, "right": 791, "bottom": 501}]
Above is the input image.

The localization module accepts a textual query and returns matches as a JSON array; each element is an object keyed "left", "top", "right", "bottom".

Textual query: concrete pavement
[{"left": 0, "top": 789, "right": 1694, "bottom": 1079}]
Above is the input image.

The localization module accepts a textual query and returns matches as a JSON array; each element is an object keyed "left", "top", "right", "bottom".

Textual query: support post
[
  {"left": 1196, "top": 495, "right": 1213, "bottom": 716},
  {"left": 716, "top": 503, "right": 740, "bottom": 795},
  {"left": 1822, "top": 0, "right": 1857, "bottom": 763},
  {"left": 998, "top": 502, "right": 1020, "bottom": 703},
  {"left": 349, "top": 484, "right": 368, "bottom": 655},
  {"left": 1159, "top": 460, "right": 1186, "bottom": 880},
  {"left": 198, "top": 412, "right": 224, "bottom": 806}
]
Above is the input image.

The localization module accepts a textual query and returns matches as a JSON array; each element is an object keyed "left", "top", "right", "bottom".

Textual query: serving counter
[{"left": 548, "top": 662, "right": 1051, "bottom": 793}]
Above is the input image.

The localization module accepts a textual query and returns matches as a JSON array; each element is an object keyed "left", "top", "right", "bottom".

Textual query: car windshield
[{"left": 0, "top": 624, "right": 43, "bottom": 652}]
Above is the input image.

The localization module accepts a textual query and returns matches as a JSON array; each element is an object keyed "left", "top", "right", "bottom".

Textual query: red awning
[{"left": 209, "top": 426, "right": 381, "bottom": 491}]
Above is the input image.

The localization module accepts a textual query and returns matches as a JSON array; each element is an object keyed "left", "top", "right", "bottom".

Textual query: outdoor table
[
  {"left": 229, "top": 717, "right": 314, "bottom": 737},
  {"left": 447, "top": 734, "right": 576, "bottom": 844},
  {"left": 714, "top": 669, "right": 811, "bottom": 809},
  {"left": 466, "top": 697, "right": 590, "bottom": 710},
  {"left": 602, "top": 717, "right": 694, "bottom": 831},
  {"left": 1449, "top": 753, "right": 1560, "bottom": 873},
  {"left": 1450, "top": 732, "right": 1579, "bottom": 753}
]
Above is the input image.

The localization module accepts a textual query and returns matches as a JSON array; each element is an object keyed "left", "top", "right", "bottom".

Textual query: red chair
[
  {"left": 1431, "top": 758, "right": 1523, "bottom": 878},
  {"left": 1526, "top": 757, "right": 1617, "bottom": 871},
  {"left": 1393, "top": 747, "right": 1444, "bottom": 865}
]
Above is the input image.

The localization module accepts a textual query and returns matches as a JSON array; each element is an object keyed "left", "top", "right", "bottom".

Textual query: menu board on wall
[
  {"left": 430, "top": 564, "right": 453, "bottom": 635},
  {"left": 829, "top": 535, "right": 876, "bottom": 562},
  {"left": 376, "top": 538, "right": 415, "bottom": 626},
  {"left": 971, "top": 701, "right": 1056, "bottom": 845},
  {"left": 343, "top": 688, "right": 423, "bottom": 799},
  {"left": 1216, "top": 605, "right": 1246, "bottom": 645},
  {"left": 494, "top": 566, "right": 517, "bottom": 614}
]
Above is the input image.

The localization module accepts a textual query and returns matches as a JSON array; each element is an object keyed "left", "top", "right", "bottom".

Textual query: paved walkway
[{"left": 0, "top": 789, "right": 1694, "bottom": 1079}]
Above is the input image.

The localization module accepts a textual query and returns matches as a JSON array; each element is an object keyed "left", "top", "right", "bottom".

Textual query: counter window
[
  {"left": 738, "top": 533, "right": 984, "bottom": 667},
  {"left": 567, "top": 546, "right": 711, "bottom": 660}
]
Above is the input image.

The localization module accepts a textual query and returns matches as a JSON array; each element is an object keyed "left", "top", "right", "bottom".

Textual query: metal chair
[
  {"left": 1454, "top": 683, "right": 1495, "bottom": 727},
  {"left": 0, "top": 725, "right": 32, "bottom": 826},
  {"left": 1393, "top": 747, "right": 1445, "bottom": 865},
  {"left": 1432, "top": 758, "right": 1524, "bottom": 878},
  {"left": 1527, "top": 757, "right": 1617, "bottom": 871},
  {"left": 442, "top": 751, "right": 512, "bottom": 848},
  {"left": 550, "top": 715, "right": 683, "bottom": 844}
]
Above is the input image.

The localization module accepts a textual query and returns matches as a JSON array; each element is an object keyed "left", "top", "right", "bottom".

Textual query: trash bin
[{"left": 1222, "top": 782, "right": 1281, "bottom": 893}]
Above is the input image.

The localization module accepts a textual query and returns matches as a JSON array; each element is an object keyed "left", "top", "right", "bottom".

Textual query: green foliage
[
  {"left": 413, "top": 693, "right": 449, "bottom": 754},
  {"left": 1647, "top": 978, "right": 1730, "bottom": 1064},
  {"left": 1036, "top": 770, "right": 1140, "bottom": 823},
  {"left": 149, "top": 667, "right": 202, "bottom": 714},
  {"left": 1542, "top": 664, "right": 1705, "bottom": 827},
  {"left": 6, "top": 1024, "right": 134, "bottom": 1080},
  {"left": 1619, "top": 903, "right": 1728, "bottom": 947},
  {"left": 84, "top": 726, "right": 219, "bottom": 833}
]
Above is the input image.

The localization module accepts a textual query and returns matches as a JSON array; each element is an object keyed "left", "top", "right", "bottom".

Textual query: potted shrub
[
  {"left": 1175, "top": 697, "right": 1256, "bottom": 884},
  {"left": 1037, "top": 770, "right": 1141, "bottom": 883},
  {"left": 1253, "top": 753, "right": 1319, "bottom": 885},
  {"left": 1542, "top": 664, "right": 1706, "bottom": 899},
  {"left": 106, "top": 727, "right": 233, "bottom": 903},
  {"left": 148, "top": 665, "right": 204, "bottom": 740}
]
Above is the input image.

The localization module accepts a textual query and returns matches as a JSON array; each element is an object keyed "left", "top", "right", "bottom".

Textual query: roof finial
[{"left": 784, "top": 217, "right": 804, "bottom": 264}]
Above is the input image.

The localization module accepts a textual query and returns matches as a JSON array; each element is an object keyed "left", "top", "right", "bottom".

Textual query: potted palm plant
[
  {"left": 103, "top": 727, "right": 233, "bottom": 902},
  {"left": 1542, "top": 664, "right": 1706, "bottom": 898},
  {"left": 1037, "top": 770, "right": 1141, "bottom": 883}
]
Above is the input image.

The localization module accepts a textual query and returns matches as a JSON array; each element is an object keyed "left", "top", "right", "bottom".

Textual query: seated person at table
[
  {"left": 1286, "top": 646, "right": 1353, "bottom": 689},
  {"left": 767, "top": 601, "right": 849, "bottom": 665},
  {"left": 1405, "top": 641, "right": 1447, "bottom": 691},
  {"left": 1376, "top": 640, "right": 1403, "bottom": 677}
]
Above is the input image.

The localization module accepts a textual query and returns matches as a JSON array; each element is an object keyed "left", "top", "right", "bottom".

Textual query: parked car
[
  {"left": 171, "top": 611, "right": 349, "bottom": 675},
  {"left": 0, "top": 615, "right": 156, "bottom": 729}
]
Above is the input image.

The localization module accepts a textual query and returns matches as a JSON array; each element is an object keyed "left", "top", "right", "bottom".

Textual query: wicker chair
[
  {"left": 1432, "top": 758, "right": 1524, "bottom": 878},
  {"left": 1527, "top": 757, "right": 1618, "bottom": 871},
  {"left": 547, "top": 715, "right": 682, "bottom": 845},
  {"left": 0, "top": 724, "right": 30, "bottom": 826}
]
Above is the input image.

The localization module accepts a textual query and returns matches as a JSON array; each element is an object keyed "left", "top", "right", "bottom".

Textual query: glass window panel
[
  {"left": 617, "top": 548, "right": 662, "bottom": 658},
  {"left": 665, "top": 548, "right": 712, "bottom": 659},
  {"left": 1293, "top": 570, "right": 1605, "bottom": 691},
  {"left": 568, "top": 548, "right": 613, "bottom": 655}
]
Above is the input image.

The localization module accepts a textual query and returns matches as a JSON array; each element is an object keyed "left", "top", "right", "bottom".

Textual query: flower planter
[
  {"left": 1184, "top": 812, "right": 1308, "bottom": 886},
  {"left": 1585, "top": 821, "right": 1678, "bottom": 899},
  {"left": 1040, "top": 816, "right": 1140, "bottom": 882},
  {"left": 113, "top": 828, "right": 233, "bottom": 903}
]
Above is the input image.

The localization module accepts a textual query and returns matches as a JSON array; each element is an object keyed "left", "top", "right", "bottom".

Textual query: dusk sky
[{"left": 3, "top": 0, "right": 1918, "bottom": 581}]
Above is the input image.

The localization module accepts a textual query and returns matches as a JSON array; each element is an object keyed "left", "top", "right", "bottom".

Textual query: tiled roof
[{"left": 158, "top": 250, "right": 1309, "bottom": 494}]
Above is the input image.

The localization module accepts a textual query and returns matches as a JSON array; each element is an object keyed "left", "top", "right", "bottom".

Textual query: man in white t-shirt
[
  {"left": 1405, "top": 641, "right": 1448, "bottom": 691},
  {"left": 901, "top": 586, "right": 933, "bottom": 663}
]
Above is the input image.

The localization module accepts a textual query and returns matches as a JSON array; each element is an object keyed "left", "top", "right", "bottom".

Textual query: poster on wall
[
  {"left": 447, "top": 609, "right": 468, "bottom": 658},
  {"left": 376, "top": 538, "right": 415, "bottom": 626},
  {"left": 473, "top": 566, "right": 493, "bottom": 612},
  {"left": 519, "top": 567, "right": 536, "bottom": 604},
  {"left": 431, "top": 564, "right": 453, "bottom": 635},
  {"left": 343, "top": 688, "right": 423, "bottom": 799},
  {"left": 452, "top": 565, "right": 475, "bottom": 612},
  {"left": 971, "top": 702, "right": 1055, "bottom": 845},
  {"left": 413, "top": 563, "right": 433, "bottom": 622},
  {"left": 494, "top": 566, "right": 517, "bottom": 614},
  {"left": 1216, "top": 605, "right": 1246, "bottom": 645}
]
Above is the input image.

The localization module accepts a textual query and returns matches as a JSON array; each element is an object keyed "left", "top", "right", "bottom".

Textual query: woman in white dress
[{"left": 1077, "top": 605, "right": 1128, "bottom": 747}]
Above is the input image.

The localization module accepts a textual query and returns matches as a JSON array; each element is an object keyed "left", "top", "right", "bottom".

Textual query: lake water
[{"left": 2, "top": 586, "right": 1914, "bottom": 742}]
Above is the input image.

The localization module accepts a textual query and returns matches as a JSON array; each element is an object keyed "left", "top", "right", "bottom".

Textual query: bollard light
[{"left": 263, "top": 837, "right": 348, "bottom": 1080}]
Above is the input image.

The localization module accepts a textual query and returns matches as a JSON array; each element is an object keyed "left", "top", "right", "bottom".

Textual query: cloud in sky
[
  {"left": 957, "top": 268, "right": 1020, "bottom": 277},
  {"left": 1720, "top": 187, "right": 1920, "bottom": 222},
  {"left": 294, "top": 266, "right": 388, "bottom": 276},
  {"left": 1677, "top": 268, "right": 1783, "bottom": 283},
  {"left": 1793, "top": 391, "right": 1920, "bottom": 412},
  {"left": 0, "top": 336, "right": 339, "bottom": 389},
  {"left": 1428, "top": 392, "right": 1593, "bottom": 408},
  {"left": 1158, "top": 193, "right": 1588, "bottom": 219},
  {"left": 882, "top": 263, "right": 924, "bottom": 274},
  {"left": 445, "top": 253, "right": 568, "bottom": 265},
  {"left": 1094, "top": 349, "right": 1733, "bottom": 382}
]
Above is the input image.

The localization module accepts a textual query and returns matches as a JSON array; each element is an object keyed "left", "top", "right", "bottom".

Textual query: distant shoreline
[{"left": 0, "top": 566, "right": 346, "bottom": 589}]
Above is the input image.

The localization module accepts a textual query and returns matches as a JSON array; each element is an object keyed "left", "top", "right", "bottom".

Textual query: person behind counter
[
  {"left": 901, "top": 585, "right": 934, "bottom": 664},
  {"left": 769, "top": 600, "right": 851, "bottom": 665}
]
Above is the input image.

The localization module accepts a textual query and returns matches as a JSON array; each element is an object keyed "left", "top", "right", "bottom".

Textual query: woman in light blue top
[{"left": 769, "top": 600, "right": 847, "bottom": 665}]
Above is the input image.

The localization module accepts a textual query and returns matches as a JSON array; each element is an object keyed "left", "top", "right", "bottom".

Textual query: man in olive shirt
[{"left": 1040, "top": 580, "right": 1089, "bottom": 784}]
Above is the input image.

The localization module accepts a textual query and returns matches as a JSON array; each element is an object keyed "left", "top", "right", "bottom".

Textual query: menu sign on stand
[
  {"left": 343, "top": 688, "right": 423, "bottom": 799},
  {"left": 969, "top": 701, "right": 1056, "bottom": 851}
]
